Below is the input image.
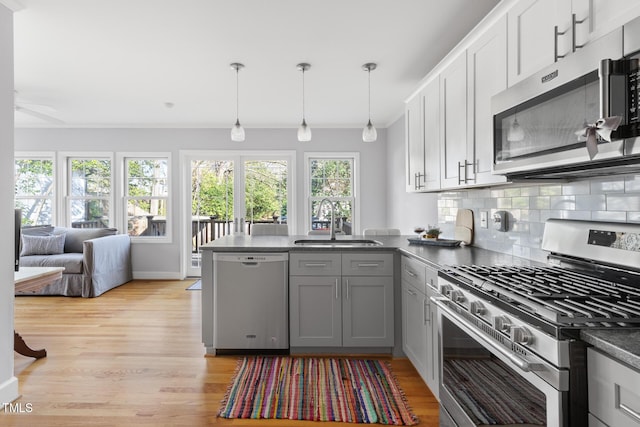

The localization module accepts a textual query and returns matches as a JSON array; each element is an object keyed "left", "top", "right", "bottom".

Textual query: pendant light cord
[
  {"left": 367, "top": 68, "right": 371, "bottom": 121},
  {"left": 301, "top": 68, "right": 306, "bottom": 121},
  {"left": 236, "top": 67, "right": 240, "bottom": 122}
]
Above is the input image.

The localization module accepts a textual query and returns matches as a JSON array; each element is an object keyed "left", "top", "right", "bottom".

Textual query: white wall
[
  {"left": 0, "top": 3, "right": 19, "bottom": 405},
  {"left": 15, "top": 127, "right": 389, "bottom": 278},
  {"left": 385, "top": 115, "right": 438, "bottom": 233}
]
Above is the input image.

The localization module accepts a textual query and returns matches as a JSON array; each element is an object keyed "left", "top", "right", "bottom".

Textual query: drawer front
[
  {"left": 289, "top": 252, "right": 341, "bottom": 276},
  {"left": 401, "top": 255, "right": 427, "bottom": 294},
  {"left": 342, "top": 252, "right": 394, "bottom": 276},
  {"left": 588, "top": 348, "right": 640, "bottom": 427}
]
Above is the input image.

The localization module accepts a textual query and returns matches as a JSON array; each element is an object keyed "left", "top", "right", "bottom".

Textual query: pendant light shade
[
  {"left": 362, "top": 63, "right": 377, "bottom": 142},
  {"left": 230, "top": 62, "right": 245, "bottom": 142},
  {"left": 297, "top": 63, "right": 311, "bottom": 142}
]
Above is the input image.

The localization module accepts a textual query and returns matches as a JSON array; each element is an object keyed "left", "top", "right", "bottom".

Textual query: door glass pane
[
  {"left": 190, "top": 160, "right": 234, "bottom": 268},
  {"left": 244, "top": 160, "right": 288, "bottom": 231}
]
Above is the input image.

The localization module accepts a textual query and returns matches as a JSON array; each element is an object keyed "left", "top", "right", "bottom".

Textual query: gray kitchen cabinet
[
  {"left": 401, "top": 255, "right": 439, "bottom": 399},
  {"left": 466, "top": 14, "right": 507, "bottom": 187},
  {"left": 290, "top": 252, "right": 394, "bottom": 348},
  {"left": 588, "top": 348, "right": 640, "bottom": 427}
]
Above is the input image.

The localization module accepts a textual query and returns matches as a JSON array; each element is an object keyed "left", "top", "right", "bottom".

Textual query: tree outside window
[
  {"left": 309, "top": 157, "right": 355, "bottom": 235},
  {"left": 69, "top": 158, "right": 112, "bottom": 228},
  {"left": 126, "top": 158, "right": 168, "bottom": 237},
  {"left": 15, "top": 158, "right": 54, "bottom": 226}
]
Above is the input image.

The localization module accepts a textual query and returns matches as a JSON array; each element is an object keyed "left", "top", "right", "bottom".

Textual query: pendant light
[
  {"left": 230, "top": 62, "right": 245, "bottom": 142},
  {"left": 362, "top": 62, "right": 378, "bottom": 142},
  {"left": 296, "top": 63, "right": 312, "bottom": 142}
]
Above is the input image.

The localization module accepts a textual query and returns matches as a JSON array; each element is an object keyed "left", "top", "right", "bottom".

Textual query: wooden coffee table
[{"left": 14, "top": 266, "right": 64, "bottom": 358}]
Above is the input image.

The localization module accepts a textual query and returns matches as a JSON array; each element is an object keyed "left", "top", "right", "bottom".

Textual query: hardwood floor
[{"left": 9, "top": 280, "right": 439, "bottom": 426}]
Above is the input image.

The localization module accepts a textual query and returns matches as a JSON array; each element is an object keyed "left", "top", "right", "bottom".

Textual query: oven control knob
[
  {"left": 450, "top": 290, "right": 465, "bottom": 303},
  {"left": 511, "top": 326, "right": 534, "bottom": 345},
  {"left": 492, "top": 315, "right": 511, "bottom": 332},
  {"left": 468, "top": 301, "right": 485, "bottom": 315},
  {"left": 439, "top": 284, "right": 453, "bottom": 297}
]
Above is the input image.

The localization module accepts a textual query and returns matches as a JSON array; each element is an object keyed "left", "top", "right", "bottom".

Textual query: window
[
  {"left": 68, "top": 157, "right": 112, "bottom": 228},
  {"left": 14, "top": 156, "right": 55, "bottom": 226},
  {"left": 125, "top": 157, "right": 169, "bottom": 238},
  {"left": 306, "top": 153, "right": 359, "bottom": 235}
]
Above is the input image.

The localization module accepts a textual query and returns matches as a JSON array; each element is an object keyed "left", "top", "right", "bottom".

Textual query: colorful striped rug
[{"left": 218, "top": 356, "right": 418, "bottom": 425}]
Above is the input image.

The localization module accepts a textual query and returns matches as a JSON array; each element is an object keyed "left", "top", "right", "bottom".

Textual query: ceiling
[{"left": 9, "top": 0, "right": 500, "bottom": 129}]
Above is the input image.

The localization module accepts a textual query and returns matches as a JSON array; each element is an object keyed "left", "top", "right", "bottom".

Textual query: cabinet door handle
[
  {"left": 404, "top": 267, "right": 417, "bottom": 278},
  {"left": 406, "top": 288, "right": 417, "bottom": 297},
  {"left": 554, "top": 25, "right": 568, "bottom": 62},
  {"left": 304, "top": 263, "right": 327, "bottom": 267},
  {"left": 458, "top": 160, "right": 475, "bottom": 184},
  {"left": 357, "top": 263, "right": 380, "bottom": 268},
  {"left": 346, "top": 279, "right": 350, "bottom": 299},
  {"left": 571, "top": 13, "right": 586, "bottom": 52},
  {"left": 617, "top": 384, "right": 640, "bottom": 422},
  {"left": 335, "top": 278, "right": 339, "bottom": 299},
  {"left": 424, "top": 300, "right": 430, "bottom": 325}
]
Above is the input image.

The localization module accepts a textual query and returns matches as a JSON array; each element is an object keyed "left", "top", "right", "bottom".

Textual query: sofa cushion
[
  {"left": 20, "top": 233, "right": 66, "bottom": 256},
  {"left": 53, "top": 227, "right": 118, "bottom": 253},
  {"left": 21, "top": 225, "right": 54, "bottom": 236},
  {"left": 19, "top": 253, "right": 84, "bottom": 274}
]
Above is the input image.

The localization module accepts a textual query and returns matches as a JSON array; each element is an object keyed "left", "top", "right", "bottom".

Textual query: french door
[{"left": 181, "top": 150, "right": 295, "bottom": 277}]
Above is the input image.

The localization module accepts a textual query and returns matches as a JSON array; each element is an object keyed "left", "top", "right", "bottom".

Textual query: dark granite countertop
[
  {"left": 200, "top": 234, "right": 539, "bottom": 270},
  {"left": 581, "top": 329, "right": 640, "bottom": 371}
]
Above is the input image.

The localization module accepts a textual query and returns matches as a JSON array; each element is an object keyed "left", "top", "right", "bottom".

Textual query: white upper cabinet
[
  {"left": 508, "top": 0, "right": 640, "bottom": 87},
  {"left": 405, "top": 94, "right": 424, "bottom": 192},
  {"left": 573, "top": 0, "right": 640, "bottom": 49},
  {"left": 507, "top": 0, "right": 562, "bottom": 86},
  {"left": 440, "top": 53, "right": 469, "bottom": 189},
  {"left": 467, "top": 15, "right": 508, "bottom": 186},
  {"left": 405, "top": 78, "right": 441, "bottom": 192},
  {"left": 422, "top": 78, "right": 441, "bottom": 191}
]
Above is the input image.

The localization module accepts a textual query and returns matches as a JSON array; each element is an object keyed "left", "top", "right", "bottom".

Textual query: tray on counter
[{"left": 407, "top": 238, "right": 462, "bottom": 247}]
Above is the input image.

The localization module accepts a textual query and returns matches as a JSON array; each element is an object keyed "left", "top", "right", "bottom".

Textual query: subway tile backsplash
[{"left": 438, "top": 175, "right": 640, "bottom": 264}]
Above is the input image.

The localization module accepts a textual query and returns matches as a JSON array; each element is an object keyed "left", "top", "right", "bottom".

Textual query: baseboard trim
[
  {"left": 0, "top": 376, "right": 19, "bottom": 405},
  {"left": 132, "top": 271, "right": 183, "bottom": 280}
]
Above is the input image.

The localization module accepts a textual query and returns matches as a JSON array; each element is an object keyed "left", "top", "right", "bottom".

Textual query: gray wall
[
  {"left": 1, "top": 3, "right": 18, "bottom": 404},
  {"left": 15, "top": 127, "right": 389, "bottom": 278}
]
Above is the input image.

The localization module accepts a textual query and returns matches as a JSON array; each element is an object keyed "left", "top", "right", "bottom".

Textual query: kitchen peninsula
[{"left": 200, "top": 234, "right": 537, "bottom": 356}]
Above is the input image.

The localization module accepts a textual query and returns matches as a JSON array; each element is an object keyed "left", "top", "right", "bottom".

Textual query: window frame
[
  {"left": 59, "top": 151, "right": 114, "bottom": 229},
  {"left": 303, "top": 152, "right": 360, "bottom": 235},
  {"left": 14, "top": 151, "right": 57, "bottom": 226},
  {"left": 117, "top": 152, "right": 172, "bottom": 243}
]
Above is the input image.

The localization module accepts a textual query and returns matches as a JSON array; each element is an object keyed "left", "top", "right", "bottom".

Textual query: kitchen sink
[{"left": 293, "top": 239, "right": 383, "bottom": 247}]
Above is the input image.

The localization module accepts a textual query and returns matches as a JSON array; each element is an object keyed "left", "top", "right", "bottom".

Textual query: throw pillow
[{"left": 20, "top": 233, "right": 66, "bottom": 256}]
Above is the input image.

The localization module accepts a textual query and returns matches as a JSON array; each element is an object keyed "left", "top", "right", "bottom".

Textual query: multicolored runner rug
[{"left": 218, "top": 356, "right": 418, "bottom": 425}]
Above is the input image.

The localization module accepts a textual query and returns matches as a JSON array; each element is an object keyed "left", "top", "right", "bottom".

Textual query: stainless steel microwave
[{"left": 491, "top": 21, "right": 640, "bottom": 179}]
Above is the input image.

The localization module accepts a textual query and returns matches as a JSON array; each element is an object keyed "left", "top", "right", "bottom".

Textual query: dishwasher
[{"left": 213, "top": 252, "right": 288, "bottom": 354}]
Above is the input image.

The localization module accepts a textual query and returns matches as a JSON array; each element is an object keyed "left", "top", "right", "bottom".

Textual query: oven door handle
[{"left": 432, "top": 297, "right": 533, "bottom": 373}]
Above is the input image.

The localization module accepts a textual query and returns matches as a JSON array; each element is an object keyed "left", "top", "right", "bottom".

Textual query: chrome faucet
[{"left": 317, "top": 198, "right": 337, "bottom": 240}]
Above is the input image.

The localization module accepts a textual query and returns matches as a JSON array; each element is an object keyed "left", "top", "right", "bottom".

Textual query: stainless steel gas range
[{"left": 433, "top": 219, "right": 640, "bottom": 427}]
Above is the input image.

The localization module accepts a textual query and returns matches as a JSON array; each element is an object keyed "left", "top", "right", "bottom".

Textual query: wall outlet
[{"left": 480, "top": 211, "right": 488, "bottom": 229}]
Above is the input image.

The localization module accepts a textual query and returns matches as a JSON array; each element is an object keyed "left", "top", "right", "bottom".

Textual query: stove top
[{"left": 441, "top": 264, "right": 640, "bottom": 327}]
